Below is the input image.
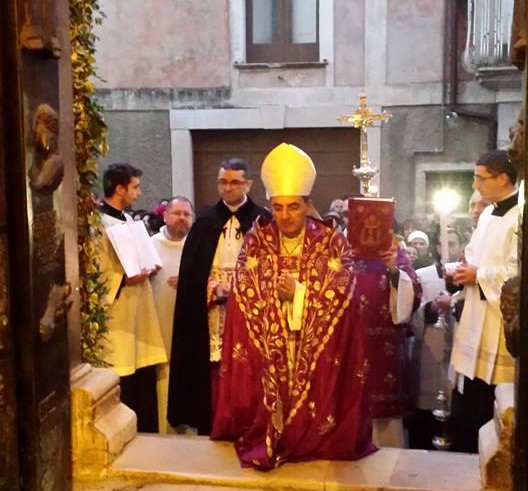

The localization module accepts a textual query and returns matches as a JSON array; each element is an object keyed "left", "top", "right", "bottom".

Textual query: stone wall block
[
  {"left": 71, "top": 365, "right": 137, "bottom": 480},
  {"left": 479, "top": 383, "right": 514, "bottom": 490}
]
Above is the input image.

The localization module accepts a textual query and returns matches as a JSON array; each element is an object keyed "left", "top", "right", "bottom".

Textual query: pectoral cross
[{"left": 339, "top": 92, "right": 392, "bottom": 196}]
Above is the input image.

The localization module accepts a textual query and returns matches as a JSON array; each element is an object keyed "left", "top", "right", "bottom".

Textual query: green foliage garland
[{"left": 70, "top": 0, "right": 109, "bottom": 365}]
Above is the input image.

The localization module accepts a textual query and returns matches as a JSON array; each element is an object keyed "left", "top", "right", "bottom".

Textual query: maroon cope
[{"left": 211, "top": 215, "right": 375, "bottom": 470}]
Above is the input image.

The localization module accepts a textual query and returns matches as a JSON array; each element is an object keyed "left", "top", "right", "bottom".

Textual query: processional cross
[{"left": 338, "top": 92, "right": 392, "bottom": 196}]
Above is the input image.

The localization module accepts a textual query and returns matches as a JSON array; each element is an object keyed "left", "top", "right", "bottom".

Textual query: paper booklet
[
  {"left": 348, "top": 197, "right": 395, "bottom": 259},
  {"left": 106, "top": 220, "right": 163, "bottom": 277}
]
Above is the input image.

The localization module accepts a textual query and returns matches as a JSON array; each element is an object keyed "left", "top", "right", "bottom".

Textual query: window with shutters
[{"left": 246, "top": 0, "right": 319, "bottom": 63}]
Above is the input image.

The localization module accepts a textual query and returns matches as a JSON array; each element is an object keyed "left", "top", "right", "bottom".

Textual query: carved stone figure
[
  {"left": 508, "top": 103, "right": 525, "bottom": 179},
  {"left": 29, "top": 103, "right": 64, "bottom": 192},
  {"left": 38, "top": 282, "right": 71, "bottom": 342},
  {"left": 510, "top": 0, "right": 527, "bottom": 70}
]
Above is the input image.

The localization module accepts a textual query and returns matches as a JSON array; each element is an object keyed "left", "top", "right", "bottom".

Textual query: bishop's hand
[
  {"left": 212, "top": 283, "right": 230, "bottom": 305},
  {"left": 277, "top": 274, "right": 296, "bottom": 302}
]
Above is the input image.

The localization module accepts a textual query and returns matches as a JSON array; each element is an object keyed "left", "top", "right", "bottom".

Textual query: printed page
[{"left": 106, "top": 221, "right": 162, "bottom": 277}]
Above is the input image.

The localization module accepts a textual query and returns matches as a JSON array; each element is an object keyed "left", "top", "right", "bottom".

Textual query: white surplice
[
  {"left": 150, "top": 226, "right": 186, "bottom": 433},
  {"left": 450, "top": 203, "right": 518, "bottom": 385},
  {"left": 99, "top": 213, "right": 167, "bottom": 377}
]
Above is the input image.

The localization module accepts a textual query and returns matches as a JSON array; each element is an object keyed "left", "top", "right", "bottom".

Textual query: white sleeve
[
  {"left": 477, "top": 221, "right": 518, "bottom": 315},
  {"left": 97, "top": 231, "right": 125, "bottom": 305},
  {"left": 389, "top": 269, "right": 415, "bottom": 324},
  {"left": 412, "top": 302, "right": 426, "bottom": 340}
]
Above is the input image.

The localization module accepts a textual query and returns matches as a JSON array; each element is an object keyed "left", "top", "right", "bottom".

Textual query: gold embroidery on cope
[
  {"left": 271, "top": 404, "right": 284, "bottom": 433},
  {"left": 328, "top": 257, "right": 341, "bottom": 271},
  {"left": 232, "top": 221, "right": 354, "bottom": 457},
  {"left": 358, "top": 359, "right": 368, "bottom": 383},
  {"left": 308, "top": 401, "right": 316, "bottom": 418},
  {"left": 232, "top": 342, "right": 248, "bottom": 362},
  {"left": 246, "top": 256, "right": 258, "bottom": 269},
  {"left": 318, "top": 414, "right": 336, "bottom": 436},
  {"left": 266, "top": 435, "right": 273, "bottom": 458}
]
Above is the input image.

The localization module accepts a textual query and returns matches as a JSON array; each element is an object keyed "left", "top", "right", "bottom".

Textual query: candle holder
[
  {"left": 431, "top": 304, "right": 454, "bottom": 450},
  {"left": 430, "top": 294, "right": 455, "bottom": 450},
  {"left": 431, "top": 188, "right": 459, "bottom": 451}
]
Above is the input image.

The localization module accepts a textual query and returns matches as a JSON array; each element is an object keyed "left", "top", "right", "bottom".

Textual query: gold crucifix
[{"left": 339, "top": 92, "right": 392, "bottom": 196}]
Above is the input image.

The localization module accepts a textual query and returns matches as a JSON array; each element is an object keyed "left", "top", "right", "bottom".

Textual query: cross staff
[{"left": 339, "top": 92, "right": 392, "bottom": 196}]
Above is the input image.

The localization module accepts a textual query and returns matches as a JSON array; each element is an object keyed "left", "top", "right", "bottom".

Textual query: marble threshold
[{"left": 74, "top": 434, "right": 482, "bottom": 491}]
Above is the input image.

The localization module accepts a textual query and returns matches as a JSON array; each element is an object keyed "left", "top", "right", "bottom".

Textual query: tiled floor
[{"left": 74, "top": 434, "right": 482, "bottom": 491}]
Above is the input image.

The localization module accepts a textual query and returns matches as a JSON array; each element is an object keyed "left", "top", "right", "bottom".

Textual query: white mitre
[{"left": 261, "top": 143, "right": 316, "bottom": 197}]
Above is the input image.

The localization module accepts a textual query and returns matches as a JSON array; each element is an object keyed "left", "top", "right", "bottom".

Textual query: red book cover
[{"left": 348, "top": 197, "right": 395, "bottom": 259}]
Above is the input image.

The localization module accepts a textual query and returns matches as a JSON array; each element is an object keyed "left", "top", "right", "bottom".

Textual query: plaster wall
[
  {"left": 92, "top": 0, "right": 521, "bottom": 218},
  {"left": 92, "top": 0, "right": 498, "bottom": 110},
  {"left": 334, "top": 0, "right": 365, "bottom": 87},
  {"left": 381, "top": 105, "right": 494, "bottom": 220},
  {"left": 94, "top": 0, "right": 230, "bottom": 89},
  {"left": 386, "top": 0, "right": 444, "bottom": 84},
  {"left": 102, "top": 111, "right": 172, "bottom": 210},
  {"left": 238, "top": 67, "right": 326, "bottom": 89}
]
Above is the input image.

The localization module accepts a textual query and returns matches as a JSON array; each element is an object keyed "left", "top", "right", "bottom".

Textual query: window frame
[{"left": 245, "top": 0, "right": 319, "bottom": 63}]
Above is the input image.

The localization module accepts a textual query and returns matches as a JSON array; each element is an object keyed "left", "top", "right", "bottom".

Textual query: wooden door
[
  {"left": 191, "top": 127, "right": 360, "bottom": 214},
  {"left": 2, "top": 0, "right": 72, "bottom": 489},
  {"left": 0, "top": 4, "right": 20, "bottom": 488}
]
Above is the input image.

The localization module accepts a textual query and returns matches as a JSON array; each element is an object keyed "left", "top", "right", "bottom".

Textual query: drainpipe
[{"left": 443, "top": 0, "right": 497, "bottom": 149}]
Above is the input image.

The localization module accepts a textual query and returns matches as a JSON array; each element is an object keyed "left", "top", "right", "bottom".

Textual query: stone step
[{"left": 73, "top": 434, "right": 481, "bottom": 491}]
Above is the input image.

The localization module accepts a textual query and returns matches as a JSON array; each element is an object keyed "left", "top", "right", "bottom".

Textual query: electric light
[
  {"left": 433, "top": 188, "right": 460, "bottom": 215},
  {"left": 433, "top": 188, "right": 460, "bottom": 265}
]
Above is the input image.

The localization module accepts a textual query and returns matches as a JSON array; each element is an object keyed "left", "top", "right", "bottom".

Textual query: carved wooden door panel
[
  {"left": 0, "top": 5, "right": 20, "bottom": 488},
  {"left": 2, "top": 0, "right": 71, "bottom": 490}
]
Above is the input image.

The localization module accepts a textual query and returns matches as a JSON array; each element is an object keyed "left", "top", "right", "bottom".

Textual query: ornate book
[{"left": 348, "top": 197, "right": 395, "bottom": 259}]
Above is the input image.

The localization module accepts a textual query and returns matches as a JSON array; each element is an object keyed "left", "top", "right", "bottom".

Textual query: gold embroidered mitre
[{"left": 261, "top": 143, "right": 316, "bottom": 197}]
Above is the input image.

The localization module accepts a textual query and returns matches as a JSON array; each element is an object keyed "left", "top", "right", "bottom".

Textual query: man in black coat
[{"left": 167, "top": 158, "right": 269, "bottom": 434}]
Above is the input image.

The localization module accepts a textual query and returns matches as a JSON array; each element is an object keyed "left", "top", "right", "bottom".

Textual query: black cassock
[{"left": 167, "top": 197, "right": 269, "bottom": 434}]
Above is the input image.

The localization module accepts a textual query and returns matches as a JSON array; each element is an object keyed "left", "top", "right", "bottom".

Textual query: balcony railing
[
  {"left": 463, "top": 0, "right": 521, "bottom": 89},
  {"left": 463, "top": 0, "right": 514, "bottom": 71}
]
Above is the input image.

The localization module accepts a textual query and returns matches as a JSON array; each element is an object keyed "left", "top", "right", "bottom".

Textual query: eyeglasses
[
  {"left": 217, "top": 179, "right": 247, "bottom": 187},
  {"left": 473, "top": 174, "right": 497, "bottom": 183}
]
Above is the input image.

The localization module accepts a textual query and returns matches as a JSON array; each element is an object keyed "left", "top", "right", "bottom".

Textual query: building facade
[{"left": 94, "top": 0, "right": 522, "bottom": 220}]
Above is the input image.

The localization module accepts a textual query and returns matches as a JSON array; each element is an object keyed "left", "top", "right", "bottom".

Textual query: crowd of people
[{"left": 94, "top": 137, "right": 520, "bottom": 470}]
